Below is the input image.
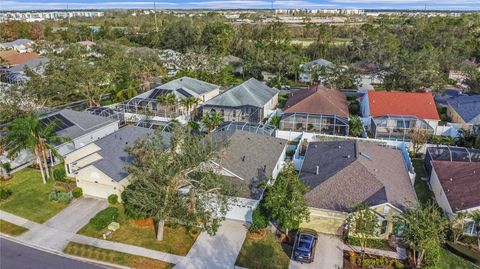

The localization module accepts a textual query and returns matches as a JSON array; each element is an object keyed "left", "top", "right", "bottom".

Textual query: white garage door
[
  {"left": 78, "top": 180, "right": 116, "bottom": 199},
  {"left": 226, "top": 204, "right": 254, "bottom": 222}
]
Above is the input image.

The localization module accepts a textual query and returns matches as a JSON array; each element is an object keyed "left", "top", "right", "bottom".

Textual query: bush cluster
[
  {"left": 0, "top": 188, "right": 12, "bottom": 201},
  {"left": 249, "top": 206, "right": 268, "bottom": 233},
  {"left": 72, "top": 187, "right": 83, "bottom": 198},
  {"left": 53, "top": 168, "right": 67, "bottom": 182},
  {"left": 108, "top": 194, "right": 118, "bottom": 205},
  {"left": 89, "top": 207, "right": 119, "bottom": 231},
  {"left": 350, "top": 255, "right": 404, "bottom": 269},
  {"left": 48, "top": 190, "right": 72, "bottom": 204}
]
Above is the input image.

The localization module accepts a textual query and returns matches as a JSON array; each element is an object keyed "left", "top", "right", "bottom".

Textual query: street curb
[{"left": 0, "top": 234, "right": 130, "bottom": 269}]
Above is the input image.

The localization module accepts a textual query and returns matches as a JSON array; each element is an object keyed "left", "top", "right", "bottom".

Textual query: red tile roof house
[
  {"left": 360, "top": 91, "right": 440, "bottom": 141},
  {"left": 279, "top": 86, "right": 350, "bottom": 135}
]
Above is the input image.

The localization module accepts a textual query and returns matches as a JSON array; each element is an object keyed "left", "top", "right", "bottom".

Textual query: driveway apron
[{"left": 289, "top": 233, "right": 344, "bottom": 269}]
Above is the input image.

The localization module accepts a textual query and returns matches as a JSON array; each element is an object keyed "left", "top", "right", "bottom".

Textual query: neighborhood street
[{"left": 0, "top": 237, "right": 108, "bottom": 269}]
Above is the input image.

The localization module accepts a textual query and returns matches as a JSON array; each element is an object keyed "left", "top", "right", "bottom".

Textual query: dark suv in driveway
[{"left": 291, "top": 229, "right": 318, "bottom": 263}]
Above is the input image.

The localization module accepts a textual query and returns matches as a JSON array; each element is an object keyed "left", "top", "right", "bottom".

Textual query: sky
[{"left": 1, "top": 0, "right": 479, "bottom": 11}]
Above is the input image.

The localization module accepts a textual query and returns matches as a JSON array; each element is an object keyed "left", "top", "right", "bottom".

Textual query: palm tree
[
  {"left": 179, "top": 96, "right": 196, "bottom": 117},
  {"left": 5, "top": 114, "right": 67, "bottom": 184},
  {"left": 201, "top": 111, "right": 224, "bottom": 133},
  {"left": 470, "top": 210, "right": 480, "bottom": 250},
  {"left": 164, "top": 93, "right": 177, "bottom": 116}
]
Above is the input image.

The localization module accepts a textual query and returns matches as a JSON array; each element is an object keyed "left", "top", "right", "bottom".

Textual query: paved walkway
[
  {"left": 289, "top": 233, "right": 344, "bottom": 269},
  {"left": 346, "top": 245, "right": 407, "bottom": 260},
  {"left": 174, "top": 220, "right": 247, "bottom": 269}
]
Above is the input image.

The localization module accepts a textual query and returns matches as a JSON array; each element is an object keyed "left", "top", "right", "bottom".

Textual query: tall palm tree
[
  {"left": 179, "top": 96, "right": 200, "bottom": 118},
  {"left": 158, "top": 93, "right": 177, "bottom": 117},
  {"left": 5, "top": 114, "right": 67, "bottom": 184},
  {"left": 201, "top": 111, "right": 224, "bottom": 133}
]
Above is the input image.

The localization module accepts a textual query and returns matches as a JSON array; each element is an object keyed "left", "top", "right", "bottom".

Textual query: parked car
[{"left": 292, "top": 228, "right": 318, "bottom": 263}]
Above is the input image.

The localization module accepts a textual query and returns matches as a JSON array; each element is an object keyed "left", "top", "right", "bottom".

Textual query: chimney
[{"left": 316, "top": 166, "right": 319, "bottom": 175}]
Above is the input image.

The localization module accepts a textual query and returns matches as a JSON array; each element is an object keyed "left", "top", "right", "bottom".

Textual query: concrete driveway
[
  {"left": 289, "top": 233, "right": 344, "bottom": 269},
  {"left": 174, "top": 220, "right": 247, "bottom": 269},
  {"left": 20, "top": 197, "right": 108, "bottom": 250}
]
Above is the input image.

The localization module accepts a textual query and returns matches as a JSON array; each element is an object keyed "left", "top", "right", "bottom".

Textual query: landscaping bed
[
  {"left": 343, "top": 251, "right": 405, "bottom": 269},
  {"left": 346, "top": 237, "right": 395, "bottom": 252},
  {"left": 0, "top": 219, "right": 28, "bottom": 236},
  {"left": 77, "top": 205, "right": 200, "bottom": 256},
  {"left": 63, "top": 242, "right": 173, "bottom": 269},
  {"left": 444, "top": 242, "right": 480, "bottom": 267},
  {"left": 440, "top": 247, "right": 478, "bottom": 269},
  {"left": 0, "top": 166, "right": 68, "bottom": 223},
  {"left": 235, "top": 231, "right": 291, "bottom": 269}
]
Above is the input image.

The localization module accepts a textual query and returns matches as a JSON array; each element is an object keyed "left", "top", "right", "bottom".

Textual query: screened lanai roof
[
  {"left": 372, "top": 115, "right": 433, "bottom": 130},
  {"left": 135, "top": 119, "right": 175, "bottom": 132},
  {"left": 426, "top": 146, "right": 480, "bottom": 163},
  {"left": 85, "top": 107, "right": 123, "bottom": 121},
  {"left": 216, "top": 121, "right": 275, "bottom": 136}
]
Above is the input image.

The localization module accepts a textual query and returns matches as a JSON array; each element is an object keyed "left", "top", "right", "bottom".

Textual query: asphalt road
[{"left": 0, "top": 237, "right": 108, "bottom": 269}]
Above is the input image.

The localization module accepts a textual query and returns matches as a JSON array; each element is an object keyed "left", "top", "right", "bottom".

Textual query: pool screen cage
[
  {"left": 216, "top": 121, "right": 276, "bottom": 136},
  {"left": 119, "top": 97, "right": 185, "bottom": 118},
  {"left": 84, "top": 107, "right": 124, "bottom": 122},
  {"left": 425, "top": 146, "right": 480, "bottom": 175},
  {"left": 371, "top": 115, "right": 434, "bottom": 141},
  {"left": 279, "top": 112, "right": 349, "bottom": 136}
]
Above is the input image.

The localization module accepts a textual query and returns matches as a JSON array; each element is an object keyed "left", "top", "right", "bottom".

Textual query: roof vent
[
  {"left": 316, "top": 165, "right": 319, "bottom": 175},
  {"left": 347, "top": 154, "right": 351, "bottom": 158},
  {"left": 314, "top": 144, "right": 317, "bottom": 148},
  {"left": 338, "top": 145, "right": 341, "bottom": 149},
  {"left": 360, "top": 152, "right": 372, "bottom": 160},
  {"left": 241, "top": 156, "right": 245, "bottom": 162},
  {"left": 450, "top": 177, "right": 453, "bottom": 181}
]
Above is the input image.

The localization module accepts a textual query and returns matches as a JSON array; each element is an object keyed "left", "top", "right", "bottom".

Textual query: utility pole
[
  {"left": 67, "top": 3, "right": 70, "bottom": 24},
  {"left": 154, "top": 0, "right": 159, "bottom": 32}
]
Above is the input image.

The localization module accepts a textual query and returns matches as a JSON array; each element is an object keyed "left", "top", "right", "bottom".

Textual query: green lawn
[
  {"left": 64, "top": 242, "right": 174, "bottom": 269},
  {"left": 412, "top": 160, "right": 435, "bottom": 205},
  {"left": 236, "top": 232, "right": 291, "bottom": 269},
  {"left": 0, "top": 219, "right": 28, "bottom": 236},
  {"left": 77, "top": 206, "right": 200, "bottom": 256},
  {"left": 440, "top": 248, "right": 478, "bottom": 269},
  {"left": 0, "top": 166, "right": 68, "bottom": 223}
]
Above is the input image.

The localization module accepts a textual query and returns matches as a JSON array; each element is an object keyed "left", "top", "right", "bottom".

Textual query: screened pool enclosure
[
  {"left": 279, "top": 113, "right": 349, "bottom": 135},
  {"left": 371, "top": 115, "right": 434, "bottom": 141}
]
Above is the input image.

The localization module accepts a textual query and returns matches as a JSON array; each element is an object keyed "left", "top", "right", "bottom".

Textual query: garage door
[
  {"left": 226, "top": 204, "right": 253, "bottom": 222},
  {"left": 78, "top": 180, "right": 116, "bottom": 199}
]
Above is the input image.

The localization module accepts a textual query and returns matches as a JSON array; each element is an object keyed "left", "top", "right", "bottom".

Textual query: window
[
  {"left": 380, "top": 220, "right": 388, "bottom": 234},
  {"left": 233, "top": 110, "right": 236, "bottom": 117},
  {"left": 396, "top": 120, "right": 410, "bottom": 129},
  {"left": 464, "top": 220, "right": 476, "bottom": 235}
]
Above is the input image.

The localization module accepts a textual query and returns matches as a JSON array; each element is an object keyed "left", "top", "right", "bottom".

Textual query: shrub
[
  {"left": 48, "top": 190, "right": 59, "bottom": 201},
  {"left": 286, "top": 150, "right": 295, "bottom": 157},
  {"left": 57, "top": 192, "right": 72, "bottom": 204},
  {"left": 53, "top": 168, "right": 67, "bottom": 182},
  {"left": 0, "top": 188, "right": 12, "bottom": 201},
  {"left": 89, "top": 207, "right": 119, "bottom": 231},
  {"left": 108, "top": 194, "right": 118, "bottom": 205},
  {"left": 249, "top": 206, "right": 268, "bottom": 233},
  {"left": 2, "top": 162, "right": 12, "bottom": 173},
  {"left": 72, "top": 187, "right": 83, "bottom": 198}
]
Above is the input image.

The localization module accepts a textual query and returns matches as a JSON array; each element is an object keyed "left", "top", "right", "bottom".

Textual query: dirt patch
[
  {"left": 247, "top": 229, "right": 267, "bottom": 240},
  {"left": 134, "top": 218, "right": 154, "bottom": 227}
]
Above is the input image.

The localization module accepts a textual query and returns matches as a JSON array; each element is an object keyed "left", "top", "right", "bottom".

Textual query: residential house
[
  {"left": 298, "top": 140, "right": 417, "bottom": 238},
  {"left": 125, "top": 77, "right": 220, "bottom": 120},
  {"left": 360, "top": 91, "right": 440, "bottom": 141},
  {"left": 65, "top": 126, "right": 156, "bottom": 199},
  {"left": 2, "top": 109, "right": 119, "bottom": 169},
  {"left": 1, "top": 56, "right": 49, "bottom": 84},
  {"left": 280, "top": 86, "right": 350, "bottom": 135},
  {"left": 299, "top": 58, "right": 334, "bottom": 83},
  {"left": 202, "top": 78, "right": 279, "bottom": 123},
  {"left": 0, "top": 39, "right": 34, "bottom": 53},
  {"left": 446, "top": 95, "right": 480, "bottom": 131},
  {"left": 427, "top": 159, "right": 480, "bottom": 236},
  {"left": 211, "top": 129, "right": 287, "bottom": 222}
]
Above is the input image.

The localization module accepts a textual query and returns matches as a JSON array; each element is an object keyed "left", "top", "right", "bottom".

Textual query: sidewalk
[{"left": 0, "top": 208, "right": 185, "bottom": 266}]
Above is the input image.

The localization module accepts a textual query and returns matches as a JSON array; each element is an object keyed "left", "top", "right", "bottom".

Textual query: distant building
[
  {"left": 446, "top": 95, "right": 480, "bottom": 131},
  {"left": 299, "top": 58, "right": 334, "bottom": 83},
  {"left": 0, "top": 39, "right": 34, "bottom": 53},
  {"left": 0, "top": 11, "right": 104, "bottom": 22}
]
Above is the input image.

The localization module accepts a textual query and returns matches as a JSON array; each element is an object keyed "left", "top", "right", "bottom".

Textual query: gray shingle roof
[
  {"left": 0, "top": 39, "right": 32, "bottom": 47},
  {"left": 45, "top": 109, "right": 117, "bottom": 140},
  {"left": 447, "top": 95, "right": 480, "bottom": 125},
  {"left": 87, "top": 126, "right": 158, "bottom": 182},
  {"left": 301, "top": 58, "right": 333, "bottom": 70},
  {"left": 212, "top": 129, "right": 286, "bottom": 199},
  {"left": 137, "top": 76, "right": 219, "bottom": 99},
  {"left": 300, "top": 141, "right": 416, "bottom": 212},
  {"left": 203, "top": 78, "right": 278, "bottom": 108}
]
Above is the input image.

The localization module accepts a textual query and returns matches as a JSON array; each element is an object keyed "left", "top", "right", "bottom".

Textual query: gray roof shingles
[
  {"left": 204, "top": 78, "right": 278, "bottom": 108},
  {"left": 88, "top": 126, "right": 157, "bottom": 182},
  {"left": 212, "top": 129, "right": 286, "bottom": 199},
  {"left": 447, "top": 95, "right": 480, "bottom": 124},
  {"left": 300, "top": 141, "right": 417, "bottom": 212}
]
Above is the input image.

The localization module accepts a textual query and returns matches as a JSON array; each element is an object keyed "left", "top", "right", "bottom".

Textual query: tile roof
[
  {"left": 204, "top": 78, "right": 278, "bottom": 108},
  {"left": 447, "top": 95, "right": 480, "bottom": 125},
  {"left": 283, "top": 86, "right": 349, "bottom": 117},
  {"left": 368, "top": 91, "right": 440, "bottom": 120},
  {"left": 212, "top": 129, "right": 286, "bottom": 199},
  {"left": 432, "top": 160, "right": 480, "bottom": 212},
  {"left": 300, "top": 140, "right": 416, "bottom": 212},
  {"left": 87, "top": 126, "right": 157, "bottom": 182},
  {"left": 0, "top": 51, "right": 39, "bottom": 66}
]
